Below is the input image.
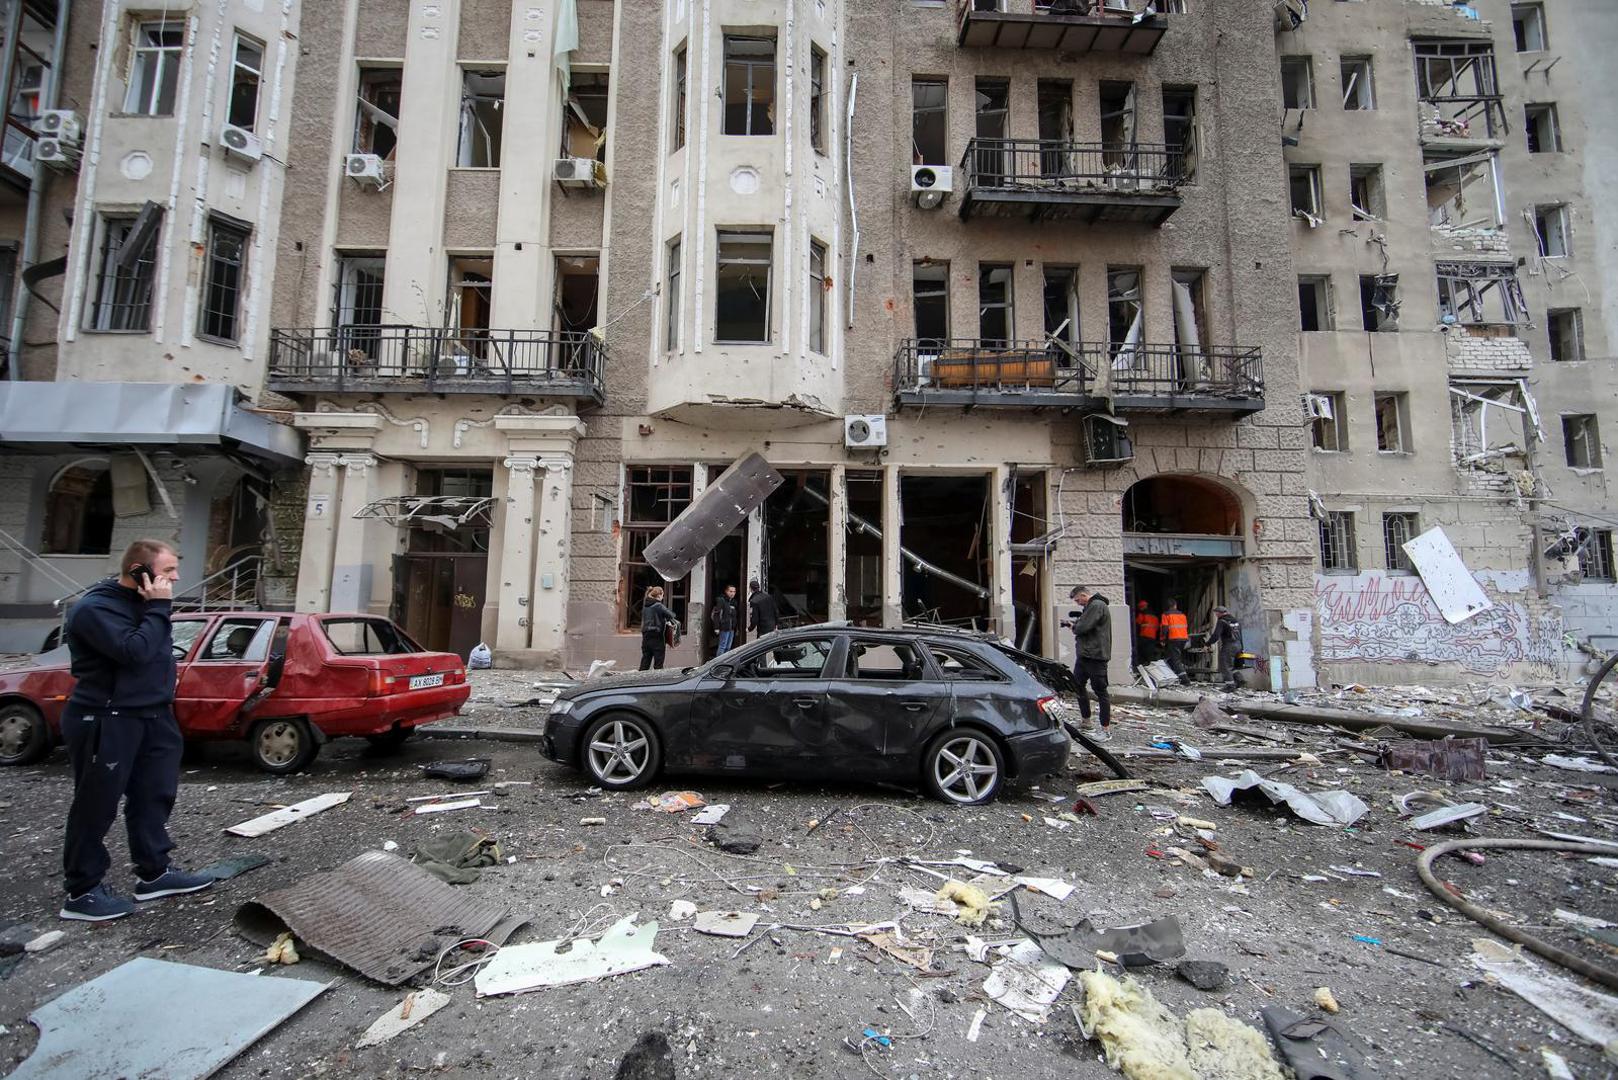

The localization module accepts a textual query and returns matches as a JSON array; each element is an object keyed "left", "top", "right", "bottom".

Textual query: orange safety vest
[
  {"left": 1161, "top": 612, "right": 1189, "bottom": 641},
  {"left": 1135, "top": 612, "right": 1159, "bottom": 639}
]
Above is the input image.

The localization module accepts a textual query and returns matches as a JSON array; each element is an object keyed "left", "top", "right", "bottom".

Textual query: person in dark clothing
[
  {"left": 60, "top": 539, "right": 212, "bottom": 922},
  {"left": 1207, "top": 605, "right": 1242, "bottom": 690},
  {"left": 747, "top": 579, "right": 778, "bottom": 636},
  {"left": 711, "top": 585, "right": 739, "bottom": 655},
  {"left": 639, "top": 586, "right": 679, "bottom": 671},
  {"left": 1062, "top": 586, "right": 1113, "bottom": 741}
]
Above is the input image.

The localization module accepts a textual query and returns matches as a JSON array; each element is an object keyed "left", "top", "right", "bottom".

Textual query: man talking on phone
[{"left": 59, "top": 539, "right": 212, "bottom": 921}]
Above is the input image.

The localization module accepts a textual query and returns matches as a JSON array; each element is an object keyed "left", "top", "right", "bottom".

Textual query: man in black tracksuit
[
  {"left": 1064, "top": 586, "right": 1113, "bottom": 741},
  {"left": 747, "top": 579, "right": 778, "bottom": 637},
  {"left": 1207, "top": 605, "right": 1242, "bottom": 690},
  {"left": 60, "top": 539, "right": 212, "bottom": 921}
]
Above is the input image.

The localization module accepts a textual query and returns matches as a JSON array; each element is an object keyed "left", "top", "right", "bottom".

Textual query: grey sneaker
[
  {"left": 1091, "top": 727, "right": 1113, "bottom": 743},
  {"left": 133, "top": 868, "right": 214, "bottom": 902},
  {"left": 61, "top": 884, "right": 136, "bottom": 922}
]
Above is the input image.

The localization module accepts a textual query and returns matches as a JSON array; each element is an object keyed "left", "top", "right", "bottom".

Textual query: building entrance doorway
[
  {"left": 390, "top": 468, "right": 493, "bottom": 659},
  {"left": 702, "top": 529, "right": 747, "bottom": 661}
]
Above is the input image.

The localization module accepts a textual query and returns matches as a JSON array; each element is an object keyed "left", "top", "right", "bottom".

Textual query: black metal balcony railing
[
  {"left": 956, "top": 0, "right": 1168, "bottom": 53},
  {"left": 892, "top": 338, "right": 1264, "bottom": 413},
  {"left": 959, "top": 139, "right": 1187, "bottom": 223},
  {"left": 267, "top": 325, "right": 607, "bottom": 402}
]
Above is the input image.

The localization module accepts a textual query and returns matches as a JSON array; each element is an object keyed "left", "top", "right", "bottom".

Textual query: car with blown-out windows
[
  {"left": 541, "top": 624, "right": 1112, "bottom": 805},
  {"left": 0, "top": 612, "right": 469, "bottom": 774}
]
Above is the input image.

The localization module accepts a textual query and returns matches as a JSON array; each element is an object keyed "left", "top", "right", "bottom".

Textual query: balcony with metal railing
[
  {"left": 955, "top": 0, "right": 1169, "bottom": 53},
  {"left": 958, "top": 139, "right": 1187, "bottom": 224},
  {"left": 266, "top": 325, "right": 607, "bottom": 403},
  {"left": 892, "top": 339, "right": 1264, "bottom": 414}
]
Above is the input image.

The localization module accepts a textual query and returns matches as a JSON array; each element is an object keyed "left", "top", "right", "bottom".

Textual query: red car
[{"left": 0, "top": 612, "right": 469, "bottom": 774}]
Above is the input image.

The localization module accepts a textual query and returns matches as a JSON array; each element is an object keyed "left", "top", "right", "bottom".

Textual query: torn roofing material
[
  {"left": 641, "top": 452, "right": 783, "bottom": 580},
  {"left": 1202, "top": 770, "right": 1368, "bottom": 827},
  {"left": 1402, "top": 526, "right": 1493, "bottom": 625}
]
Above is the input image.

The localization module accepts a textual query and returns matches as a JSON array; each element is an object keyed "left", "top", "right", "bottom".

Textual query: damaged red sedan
[{"left": 0, "top": 612, "right": 469, "bottom": 774}]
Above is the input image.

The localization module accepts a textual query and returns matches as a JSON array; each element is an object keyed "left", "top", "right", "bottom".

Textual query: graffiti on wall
[{"left": 1315, "top": 571, "right": 1560, "bottom": 675}]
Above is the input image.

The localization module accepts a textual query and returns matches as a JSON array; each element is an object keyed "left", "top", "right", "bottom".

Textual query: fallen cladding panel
[{"left": 642, "top": 452, "right": 784, "bottom": 580}]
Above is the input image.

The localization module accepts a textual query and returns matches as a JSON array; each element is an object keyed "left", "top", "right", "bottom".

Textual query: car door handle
[
  {"left": 793, "top": 697, "right": 818, "bottom": 709},
  {"left": 901, "top": 702, "right": 927, "bottom": 712}
]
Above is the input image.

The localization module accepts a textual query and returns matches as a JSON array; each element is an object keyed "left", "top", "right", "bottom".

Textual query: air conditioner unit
[
  {"left": 911, "top": 165, "right": 953, "bottom": 209},
  {"left": 35, "top": 137, "right": 79, "bottom": 171},
  {"left": 38, "top": 109, "right": 81, "bottom": 146},
  {"left": 219, "top": 124, "right": 263, "bottom": 163},
  {"left": 1302, "top": 392, "right": 1334, "bottom": 420},
  {"left": 844, "top": 414, "right": 888, "bottom": 449},
  {"left": 345, "top": 153, "right": 386, "bottom": 187},
  {"left": 554, "top": 156, "right": 602, "bottom": 189},
  {"left": 1082, "top": 413, "right": 1134, "bottom": 467}
]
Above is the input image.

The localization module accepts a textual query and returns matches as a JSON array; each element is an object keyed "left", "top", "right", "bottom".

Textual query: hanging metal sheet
[
  {"left": 642, "top": 453, "right": 784, "bottom": 580},
  {"left": 1403, "top": 526, "right": 1493, "bottom": 625}
]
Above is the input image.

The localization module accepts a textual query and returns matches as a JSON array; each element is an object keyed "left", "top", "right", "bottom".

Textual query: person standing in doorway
[
  {"left": 1133, "top": 600, "right": 1159, "bottom": 667},
  {"left": 1160, "top": 598, "right": 1190, "bottom": 679},
  {"left": 711, "top": 584, "right": 739, "bottom": 655},
  {"left": 1063, "top": 586, "right": 1113, "bottom": 742},
  {"left": 639, "top": 586, "right": 678, "bottom": 671},
  {"left": 60, "top": 539, "right": 213, "bottom": 922},
  {"left": 1207, "top": 605, "right": 1242, "bottom": 690},
  {"left": 747, "top": 579, "right": 778, "bottom": 636}
]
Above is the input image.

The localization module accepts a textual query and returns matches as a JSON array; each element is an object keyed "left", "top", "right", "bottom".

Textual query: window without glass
[
  {"left": 1281, "top": 57, "right": 1314, "bottom": 109},
  {"left": 1579, "top": 528, "right": 1616, "bottom": 582},
  {"left": 200, "top": 217, "right": 249, "bottom": 343},
  {"left": 457, "top": 70, "right": 505, "bottom": 167},
  {"left": 1319, "top": 511, "right": 1356, "bottom": 572},
  {"left": 1437, "top": 264, "right": 1527, "bottom": 326},
  {"left": 1098, "top": 80, "right": 1136, "bottom": 149},
  {"left": 1534, "top": 204, "right": 1569, "bottom": 258},
  {"left": 1289, "top": 164, "right": 1322, "bottom": 220},
  {"left": 974, "top": 78, "right": 1009, "bottom": 183},
  {"left": 716, "top": 230, "right": 772, "bottom": 342},
  {"left": 723, "top": 36, "right": 776, "bottom": 136},
  {"left": 913, "top": 261, "right": 949, "bottom": 343},
  {"left": 1525, "top": 103, "right": 1561, "bottom": 152},
  {"left": 445, "top": 256, "right": 493, "bottom": 362},
  {"left": 228, "top": 35, "right": 264, "bottom": 130},
  {"left": 1310, "top": 390, "right": 1346, "bottom": 451},
  {"left": 1340, "top": 56, "right": 1374, "bottom": 109},
  {"left": 41, "top": 464, "right": 114, "bottom": 555},
  {"left": 808, "top": 239, "right": 827, "bottom": 354},
  {"left": 1547, "top": 308, "right": 1583, "bottom": 362},
  {"left": 911, "top": 78, "right": 947, "bottom": 165},
  {"left": 978, "top": 263, "right": 1013, "bottom": 347},
  {"left": 845, "top": 640, "right": 925, "bottom": 680},
  {"left": 1043, "top": 266, "right": 1080, "bottom": 355},
  {"left": 1360, "top": 274, "right": 1398, "bottom": 331},
  {"left": 1162, "top": 86, "right": 1197, "bottom": 179},
  {"left": 672, "top": 46, "right": 687, "bottom": 151},
  {"left": 1298, "top": 275, "right": 1333, "bottom": 331},
  {"left": 333, "top": 253, "right": 385, "bottom": 329},
  {"left": 1172, "top": 268, "right": 1207, "bottom": 356},
  {"left": 1350, "top": 164, "right": 1385, "bottom": 219},
  {"left": 622, "top": 466, "right": 693, "bottom": 630},
  {"left": 89, "top": 210, "right": 162, "bottom": 332},
  {"left": 1107, "top": 268, "right": 1143, "bottom": 358},
  {"left": 1374, "top": 393, "right": 1409, "bottom": 452},
  {"left": 1037, "top": 80, "right": 1074, "bottom": 178},
  {"left": 1383, "top": 512, "right": 1418, "bottom": 572},
  {"left": 1512, "top": 3, "right": 1546, "bottom": 51},
  {"left": 665, "top": 239, "right": 681, "bottom": 351},
  {"left": 125, "top": 20, "right": 183, "bottom": 116},
  {"left": 810, "top": 46, "right": 827, "bottom": 155},
  {"left": 355, "top": 68, "right": 402, "bottom": 158},
  {"left": 1564, "top": 414, "right": 1602, "bottom": 469},
  {"left": 564, "top": 71, "right": 609, "bottom": 160}
]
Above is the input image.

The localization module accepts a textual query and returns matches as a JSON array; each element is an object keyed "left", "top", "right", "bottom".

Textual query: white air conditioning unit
[
  {"left": 219, "top": 124, "right": 263, "bottom": 163},
  {"left": 1302, "top": 392, "right": 1334, "bottom": 420},
  {"left": 1083, "top": 414, "right": 1134, "bottom": 467},
  {"left": 345, "top": 153, "right": 386, "bottom": 187},
  {"left": 36, "top": 137, "right": 79, "bottom": 171},
  {"left": 844, "top": 414, "right": 888, "bottom": 449},
  {"left": 554, "top": 156, "right": 602, "bottom": 189},
  {"left": 38, "top": 109, "right": 81, "bottom": 146},
  {"left": 911, "top": 164, "right": 953, "bottom": 209}
]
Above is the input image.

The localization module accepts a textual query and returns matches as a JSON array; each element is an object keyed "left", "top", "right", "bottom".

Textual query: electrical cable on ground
[{"left": 1415, "top": 837, "right": 1618, "bottom": 991}]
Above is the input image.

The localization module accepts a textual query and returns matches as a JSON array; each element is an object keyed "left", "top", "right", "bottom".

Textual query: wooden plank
[{"left": 225, "top": 792, "right": 353, "bottom": 838}]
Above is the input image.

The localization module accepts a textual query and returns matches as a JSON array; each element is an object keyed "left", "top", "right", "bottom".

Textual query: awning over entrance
[
  {"left": 0, "top": 381, "right": 302, "bottom": 467},
  {"left": 1124, "top": 532, "right": 1245, "bottom": 559}
]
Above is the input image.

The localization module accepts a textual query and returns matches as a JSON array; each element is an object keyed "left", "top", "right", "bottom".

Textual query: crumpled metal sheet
[
  {"left": 1202, "top": 770, "right": 1368, "bottom": 827},
  {"left": 1011, "top": 893, "right": 1184, "bottom": 968},
  {"left": 1381, "top": 737, "right": 1487, "bottom": 781},
  {"left": 641, "top": 453, "right": 783, "bottom": 580},
  {"left": 8, "top": 957, "right": 327, "bottom": 1080},
  {"left": 235, "top": 851, "right": 524, "bottom": 985}
]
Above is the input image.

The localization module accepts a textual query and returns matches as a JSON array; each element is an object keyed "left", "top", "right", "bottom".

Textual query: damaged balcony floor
[{"left": 0, "top": 680, "right": 1613, "bottom": 1079}]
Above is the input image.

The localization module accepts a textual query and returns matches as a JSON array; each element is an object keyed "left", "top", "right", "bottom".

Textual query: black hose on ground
[{"left": 1415, "top": 837, "right": 1618, "bottom": 991}]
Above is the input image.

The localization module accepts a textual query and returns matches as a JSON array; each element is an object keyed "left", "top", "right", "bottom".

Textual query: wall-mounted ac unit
[
  {"left": 845, "top": 414, "right": 889, "bottom": 449},
  {"left": 1302, "top": 392, "right": 1334, "bottom": 420},
  {"left": 345, "top": 153, "right": 386, "bottom": 187},
  {"left": 555, "top": 156, "right": 602, "bottom": 189},
  {"left": 1083, "top": 413, "right": 1133, "bottom": 467},
  {"left": 220, "top": 124, "right": 263, "bottom": 163},
  {"left": 38, "top": 109, "right": 81, "bottom": 147},
  {"left": 911, "top": 165, "right": 953, "bottom": 209},
  {"left": 36, "top": 138, "right": 79, "bottom": 171}
]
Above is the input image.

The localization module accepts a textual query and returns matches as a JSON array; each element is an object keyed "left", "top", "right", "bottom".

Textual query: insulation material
[
  {"left": 1077, "top": 970, "right": 1288, "bottom": 1080},
  {"left": 109, "top": 455, "right": 151, "bottom": 517},
  {"left": 475, "top": 915, "right": 669, "bottom": 997},
  {"left": 1401, "top": 527, "right": 1492, "bottom": 625},
  {"left": 936, "top": 880, "right": 995, "bottom": 927}
]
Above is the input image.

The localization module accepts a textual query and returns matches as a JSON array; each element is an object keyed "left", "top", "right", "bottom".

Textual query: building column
[
  {"left": 329, "top": 453, "right": 384, "bottom": 613},
  {"left": 496, "top": 455, "right": 540, "bottom": 652},
  {"left": 990, "top": 465, "right": 1015, "bottom": 638},
  {"left": 746, "top": 507, "right": 764, "bottom": 593},
  {"left": 529, "top": 454, "right": 578, "bottom": 660},
  {"left": 882, "top": 465, "right": 903, "bottom": 627},
  {"left": 295, "top": 453, "right": 343, "bottom": 612},
  {"left": 493, "top": 412, "right": 585, "bottom": 666},
  {"left": 687, "top": 464, "right": 710, "bottom": 641},
  {"left": 828, "top": 464, "right": 848, "bottom": 622}
]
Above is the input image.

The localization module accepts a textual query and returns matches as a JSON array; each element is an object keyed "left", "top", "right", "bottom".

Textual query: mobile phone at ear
[{"left": 130, "top": 563, "right": 154, "bottom": 588}]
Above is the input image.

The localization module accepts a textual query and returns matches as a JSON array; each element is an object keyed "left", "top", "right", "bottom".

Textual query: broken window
[
  {"left": 1578, "top": 528, "right": 1616, "bottom": 582},
  {"left": 1424, "top": 148, "right": 1504, "bottom": 229},
  {"left": 1099, "top": 80, "right": 1136, "bottom": 150},
  {"left": 672, "top": 45, "right": 687, "bottom": 152},
  {"left": 1360, "top": 274, "right": 1398, "bottom": 332},
  {"left": 563, "top": 71, "right": 608, "bottom": 161},
  {"left": 978, "top": 263, "right": 1013, "bottom": 347},
  {"left": 665, "top": 238, "right": 681, "bottom": 352},
  {"left": 715, "top": 230, "right": 772, "bottom": 343},
  {"left": 1281, "top": 57, "right": 1314, "bottom": 110},
  {"left": 723, "top": 36, "right": 776, "bottom": 136},
  {"left": 1547, "top": 308, "right": 1583, "bottom": 363},
  {"left": 42, "top": 464, "right": 115, "bottom": 556},
  {"left": 89, "top": 210, "right": 161, "bottom": 332},
  {"left": 1162, "top": 86, "right": 1197, "bottom": 179},
  {"left": 1533, "top": 203, "right": 1569, "bottom": 258},
  {"left": 1171, "top": 267, "right": 1208, "bottom": 374},
  {"left": 1374, "top": 392, "right": 1409, "bottom": 451},
  {"left": 810, "top": 46, "right": 827, "bottom": 155},
  {"left": 1563, "top": 414, "right": 1602, "bottom": 469},
  {"left": 974, "top": 78, "right": 1010, "bottom": 183},
  {"left": 1319, "top": 511, "right": 1356, "bottom": 572},
  {"left": 456, "top": 70, "right": 505, "bottom": 168},
  {"left": 1107, "top": 268, "right": 1143, "bottom": 365},
  {"left": 199, "top": 216, "right": 249, "bottom": 343},
  {"left": 125, "top": 19, "right": 183, "bottom": 116},
  {"left": 1298, "top": 275, "right": 1333, "bottom": 332},
  {"left": 1289, "top": 164, "right": 1323, "bottom": 222},
  {"left": 1512, "top": 3, "right": 1546, "bottom": 52},
  {"left": 1350, "top": 164, "right": 1385, "bottom": 220},
  {"left": 333, "top": 254, "right": 385, "bottom": 330},
  {"left": 621, "top": 466, "right": 693, "bottom": 631},
  {"left": 1037, "top": 80, "right": 1074, "bottom": 179},
  {"left": 445, "top": 256, "right": 492, "bottom": 361},
  {"left": 1043, "top": 266, "right": 1079, "bottom": 357},
  {"left": 1340, "top": 56, "right": 1374, "bottom": 110},
  {"left": 914, "top": 261, "right": 949, "bottom": 344},
  {"left": 808, "top": 239, "right": 828, "bottom": 354},
  {"left": 554, "top": 253, "right": 599, "bottom": 342},
  {"left": 1309, "top": 390, "right": 1346, "bottom": 451},
  {"left": 912, "top": 78, "right": 948, "bottom": 165},
  {"left": 1413, "top": 40, "right": 1504, "bottom": 138},
  {"left": 1525, "top": 103, "right": 1561, "bottom": 152},
  {"left": 1437, "top": 263, "right": 1527, "bottom": 326},
  {"left": 355, "top": 68, "right": 401, "bottom": 159},
  {"left": 228, "top": 34, "right": 264, "bottom": 131},
  {"left": 1383, "top": 512, "right": 1418, "bottom": 572},
  {"left": 1449, "top": 379, "right": 1537, "bottom": 470}
]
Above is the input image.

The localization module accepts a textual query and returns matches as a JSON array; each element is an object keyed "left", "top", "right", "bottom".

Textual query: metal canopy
[
  {"left": 642, "top": 452, "right": 783, "bottom": 581},
  {"left": 353, "top": 495, "right": 496, "bottom": 528}
]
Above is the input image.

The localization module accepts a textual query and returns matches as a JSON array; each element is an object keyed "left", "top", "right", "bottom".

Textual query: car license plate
[{"left": 408, "top": 673, "right": 445, "bottom": 690}]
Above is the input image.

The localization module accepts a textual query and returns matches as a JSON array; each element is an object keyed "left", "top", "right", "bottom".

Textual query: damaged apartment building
[{"left": 1279, "top": 0, "right": 1618, "bottom": 684}]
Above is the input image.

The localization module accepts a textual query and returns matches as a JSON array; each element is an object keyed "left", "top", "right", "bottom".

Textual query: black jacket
[
  {"left": 65, "top": 580, "right": 175, "bottom": 710},
  {"left": 711, "top": 596, "right": 738, "bottom": 632},
  {"left": 1071, "top": 593, "right": 1112, "bottom": 662},
  {"left": 748, "top": 590, "right": 778, "bottom": 634},
  {"left": 1210, "top": 612, "right": 1241, "bottom": 646},
  {"left": 641, "top": 601, "right": 678, "bottom": 639}
]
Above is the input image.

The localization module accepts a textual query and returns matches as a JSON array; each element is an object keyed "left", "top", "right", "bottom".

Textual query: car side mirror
[{"left": 710, "top": 664, "right": 735, "bottom": 682}]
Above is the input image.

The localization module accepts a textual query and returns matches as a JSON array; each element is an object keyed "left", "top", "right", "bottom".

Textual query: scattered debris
[
  {"left": 1407, "top": 801, "right": 1488, "bottom": 831},
  {"left": 862, "top": 931, "right": 935, "bottom": 971},
  {"left": 225, "top": 792, "right": 353, "bottom": 837},
  {"left": 355, "top": 989, "right": 452, "bottom": 1048},
  {"left": 422, "top": 759, "right": 490, "bottom": 782},
  {"left": 411, "top": 830, "right": 503, "bottom": 884},
  {"left": 1175, "top": 960, "right": 1229, "bottom": 991},
  {"left": 262, "top": 932, "right": 300, "bottom": 966},
  {"left": 1314, "top": 986, "right": 1341, "bottom": 1014},
  {"left": 1202, "top": 770, "right": 1368, "bottom": 827},
  {"left": 690, "top": 804, "right": 730, "bottom": 825},
  {"left": 640, "top": 790, "right": 706, "bottom": 813},
  {"left": 666, "top": 900, "right": 697, "bottom": 921},
  {"left": 935, "top": 880, "right": 995, "bottom": 927},
  {"left": 692, "top": 911, "right": 759, "bottom": 938},
  {"left": 1553, "top": 909, "right": 1615, "bottom": 931},
  {"left": 475, "top": 916, "right": 670, "bottom": 997},
  {"left": 708, "top": 819, "right": 763, "bottom": 855},
  {"left": 1470, "top": 938, "right": 1618, "bottom": 1048},
  {"left": 23, "top": 931, "right": 64, "bottom": 955},
  {"left": 1024, "top": 910, "right": 1187, "bottom": 969},
  {"left": 196, "top": 853, "right": 273, "bottom": 882},
  {"left": 1014, "top": 875, "right": 1075, "bottom": 901},
  {"left": 580, "top": 817, "right": 607, "bottom": 826},
  {"left": 966, "top": 1008, "right": 987, "bottom": 1042},
  {"left": 1542, "top": 754, "right": 1617, "bottom": 774},
  {"left": 983, "top": 939, "right": 1071, "bottom": 1023},
  {"left": 414, "top": 797, "right": 483, "bottom": 815},
  {"left": 1261, "top": 1007, "right": 1379, "bottom": 1080},
  {"left": 1078, "top": 970, "right": 1288, "bottom": 1079},
  {"left": 1540, "top": 1048, "right": 1576, "bottom": 1080},
  {"left": 1075, "top": 779, "right": 1149, "bottom": 798},
  {"left": 1380, "top": 737, "right": 1487, "bottom": 781},
  {"left": 613, "top": 1030, "right": 676, "bottom": 1080},
  {"left": 406, "top": 790, "right": 492, "bottom": 803}
]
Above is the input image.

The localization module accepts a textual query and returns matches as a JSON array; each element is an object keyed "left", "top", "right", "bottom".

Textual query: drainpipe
[{"left": 5, "top": 0, "right": 71, "bottom": 381}]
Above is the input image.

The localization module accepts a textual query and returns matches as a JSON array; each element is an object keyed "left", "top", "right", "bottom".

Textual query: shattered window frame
[
  {"left": 978, "top": 262, "right": 1014, "bottom": 347},
  {"left": 1547, "top": 308, "right": 1583, "bottom": 363},
  {"left": 1298, "top": 274, "right": 1333, "bottom": 332},
  {"left": 1436, "top": 262, "right": 1528, "bottom": 327},
  {"left": 1424, "top": 148, "right": 1504, "bottom": 230},
  {"left": 87, "top": 211, "right": 161, "bottom": 333},
  {"left": 1319, "top": 511, "right": 1357, "bottom": 573},
  {"left": 1374, "top": 392, "right": 1409, "bottom": 452},
  {"left": 1449, "top": 379, "right": 1537, "bottom": 469},
  {"left": 1578, "top": 528, "right": 1616, "bottom": 582},
  {"left": 1562, "top": 414, "right": 1602, "bottom": 470},
  {"left": 354, "top": 67, "right": 402, "bottom": 159},
  {"left": 1310, "top": 390, "right": 1346, "bottom": 452},
  {"left": 563, "top": 69, "right": 610, "bottom": 162},
  {"left": 1511, "top": 3, "right": 1547, "bottom": 52},
  {"left": 1280, "top": 56, "right": 1314, "bottom": 110},
  {"left": 1360, "top": 273, "right": 1399, "bottom": 332},
  {"left": 1525, "top": 102, "right": 1562, "bottom": 153},
  {"left": 1382, "top": 512, "right": 1419, "bottom": 573},
  {"left": 723, "top": 35, "right": 777, "bottom": 137},
  {"left": 1413, "top": 39, "right": 1505, "bottom": 139},
  {"left": 456, "top": 69, "right": 506, "bottom": 168},
  {"left": 911, "top": 77, "right": 948, "bottom": 166},
  {"left": 1340, "top": 56, "right": 1375, "bottom": 110},
  {"left": 1288, "top": 163, "right": 1323, "bottom": 222},
  {"left": 1161, "top": 85, "right": 1198, "bottom": 180},
  {"left": 672, "top": 44, "right": 688, "bottom": 153},
  {"left": 620, "top": 465, "right": 694, "bottom": 631},
  {"left": 1532, "top": 203, "right": 1570, "bottom": 259},
  {"left": 1349, "top": 163, "right": 1385, "bottom": 220}
]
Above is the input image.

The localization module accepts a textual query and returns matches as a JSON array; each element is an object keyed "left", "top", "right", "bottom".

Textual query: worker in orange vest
[
  {"left": 1159, "top": 599, "right": 1190, "bottom": 678},
  {"left": 1133, "top": 601, "right": 1159, "bottom": 666}
]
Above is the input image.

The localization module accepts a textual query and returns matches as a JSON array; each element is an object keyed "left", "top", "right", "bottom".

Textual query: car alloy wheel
[
  {"left": 933, "top": 734, "right": 1000, "bottom": 804},
  {"left": 587, "top": 718, "right": 652, "bottom": 785},
  {"left": 256, "top": 721, "right": 304, "bottom": 767},
  {"left": 0, "top": 705, "right": 44, "bottom": 765}
]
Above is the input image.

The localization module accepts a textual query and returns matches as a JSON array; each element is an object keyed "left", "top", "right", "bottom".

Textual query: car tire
[
  {"left": 249, "top": 718, "right": 319, "bottom": 775},
  {"left": 0, "top": 702, "right": 48, "bottom": 767},
  {"left": 922, "top": 728, "right": 1005, "bottom": 806},
  {"left": 365, "top": 727, "right": 413, "bottom": 753},
  {"left": 579, "top": 713, "right": 662, "bottom": 791}
]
